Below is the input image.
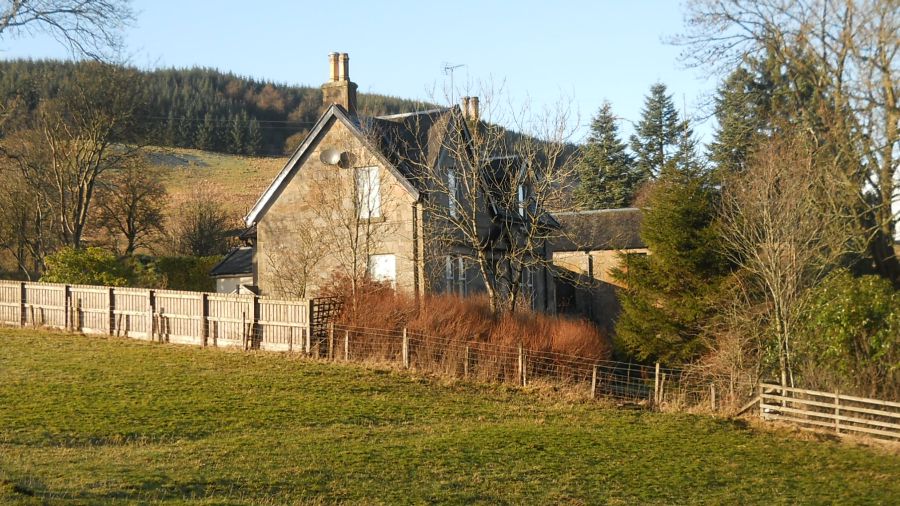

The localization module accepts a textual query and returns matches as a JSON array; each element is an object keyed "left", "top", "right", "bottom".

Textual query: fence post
[
  {"left": 591, "top": 365, "right": 598, "bottom": 399},
  {"left": 146, "top": 290, "right": 154, "bottom": 341},
  {"left": 19, "top": 282, "right": 25, "bottom": 327},
  {"left": 710, "top": 383, "right": 716, "bottom": 411},
  {"left": 328, "top": 322, "right": 335, "bottom": 360},
  {"left": 64, "top": 284, "right": 71, "bottom": 331},
  {"left": 464, "top": 346, "right": 470, "bottom": 378},
  {"left": 402, "top": 328, "right": 409, "bottom": 368},
  {"left": 241, "top": 311, "right": 247, "bottom": 350},
  {"left": 759, "top": 384, "right": 764, "bottom": 419},
  {"left": 200, "top": 293, "right": 209, "bottom": 347},
  {"left": 344, "top": 330, "right": 349, "bottom": 361},
  {"left": 517, "top": 345, "right": 523, "bottom": 386},
  {"left": 304, "top": 319, "right": 311, "bottom": 355},
  {"left": 835, "top": 392, "right": 841, "bottom": 435},
  {"left": 653, "top": 362, "right": 660, "bottom": 407},
  {"left": 108, "top": 287, "right": 115, "bottom": 336}
]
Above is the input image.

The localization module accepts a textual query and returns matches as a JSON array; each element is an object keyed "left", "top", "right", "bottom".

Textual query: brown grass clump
[{"left": 320, "top": 273, "right": 611, "bottom": 361}]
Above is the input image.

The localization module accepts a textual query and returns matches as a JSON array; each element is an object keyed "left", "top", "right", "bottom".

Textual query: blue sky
[{"left": 1, "top": 0, "right": 719, "bottom": 143}]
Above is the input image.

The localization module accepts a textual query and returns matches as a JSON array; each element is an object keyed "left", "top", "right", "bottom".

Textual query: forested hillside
[{"left": 0, "top": 59, "right": 434, "bottom": 155}]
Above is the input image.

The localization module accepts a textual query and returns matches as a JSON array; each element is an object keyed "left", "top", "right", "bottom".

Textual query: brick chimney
[{"left": 322, "top": 52, "right": 357, "bottom": 116}]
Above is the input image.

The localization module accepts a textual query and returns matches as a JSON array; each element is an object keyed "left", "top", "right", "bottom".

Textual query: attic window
[{"left": 357, "top": 166, "right": 381, "bottom": 219}]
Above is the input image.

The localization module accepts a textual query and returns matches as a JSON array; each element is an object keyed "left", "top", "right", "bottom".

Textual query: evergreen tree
[
  {"left": 630, "top": 83, "right": 680, "bottom": 182},
  {"left": 573, "top": 102, "right": 636, "bottom": 209},
  {"left": 228, "top": 112, "right": 247, "bottom": 154},
  {"left": 246, "top": 118, "right": 262, "bottom": 155},
  {"left": 614, "top": 121, "right": 730, "bottom": 364},
  {"left": 195, "top": 112, "right": 219, "bottom": 151},
  {"left": 708, "top": 67, "right": 766, "bottom": 176}
]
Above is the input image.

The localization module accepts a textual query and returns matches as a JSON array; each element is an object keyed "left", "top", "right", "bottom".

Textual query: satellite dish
[{"left": 320, "top": 148, "right": 343, "bottom": 165}]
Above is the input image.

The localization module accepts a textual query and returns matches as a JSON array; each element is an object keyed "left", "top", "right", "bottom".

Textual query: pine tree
[
  {"left": 614, "top": 121, "right": 730, "bottom": 364},
  {"left": 630, "top": 83, "right": 680, "bottom": 182},
  {"left": 195, "top": 112, "right": 219, "bottom": 151},
  {"left": 228, "top": 112, "right": 247, "bottom": 154},
  {"left": 708, "top": 67, "right": 766, "bottom": 176},
  {"left": 573, "top": 102, "right": 636, "bottom": 209},
  {"left": 246, "top": 118, "right": 262, "bottom": 155}
]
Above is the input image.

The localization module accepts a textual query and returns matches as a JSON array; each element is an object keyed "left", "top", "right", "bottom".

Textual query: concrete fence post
[
  {"left": 344, "top": 330, "right": 349, "bottom": 361},
  {"left": 591, "top": 365, "right": 598, "bottom": 399},
  {"left": 710, "top": 383, "right": 716, "bottom": 411},
  {"left": 654, "top": 362, "right": 661, "bottom": 407},
  {"left": 402, "top": 328, "right": 409, "bottom": 368},
  {"left": 328, "top": 322, "right": 335, "bottom": 360},
  {"left": 464, "top": 345, "right": 470, "bottom": 378}
]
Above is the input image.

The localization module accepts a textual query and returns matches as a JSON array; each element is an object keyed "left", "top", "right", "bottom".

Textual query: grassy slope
[
  {"left": 0, "top": 329, "right": 897, "bottom": 505},
  {"left": 152, "top": 147, "right": 287, "bottom": 221}
]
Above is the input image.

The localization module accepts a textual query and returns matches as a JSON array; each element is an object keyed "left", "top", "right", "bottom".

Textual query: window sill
[{"left": 359, "top": 216, "right": 386, "bottom": 224}]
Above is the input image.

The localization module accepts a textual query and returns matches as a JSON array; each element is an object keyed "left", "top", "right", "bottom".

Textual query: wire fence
[{"left": 294, "top": 323, "right": 757, "bottom": 413}]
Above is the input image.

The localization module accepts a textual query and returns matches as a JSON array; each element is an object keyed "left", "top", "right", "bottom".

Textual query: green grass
[{"left": 1, "top": 329, "right": 897, "bottom": 505}]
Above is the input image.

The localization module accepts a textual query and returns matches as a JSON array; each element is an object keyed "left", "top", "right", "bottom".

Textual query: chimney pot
[
  {"left": 470, "top": 96, "right": 480, "bottom": 122},
  {"left": 462, "top": 97, "right": 470, "bottom": 118},
  {"left": 339, "top": 53, "right": 349, "bottom": 81},
  {"left": 328, "top": 52, "right": 339, "bottom": 82}
]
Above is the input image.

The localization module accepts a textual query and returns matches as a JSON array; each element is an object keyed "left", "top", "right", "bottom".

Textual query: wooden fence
[
  {"left": 0, "top": 280, "right": 322, "bottom": 352},
  {"left": 759, "top": 383, "right": 900, "bottom": 441}
]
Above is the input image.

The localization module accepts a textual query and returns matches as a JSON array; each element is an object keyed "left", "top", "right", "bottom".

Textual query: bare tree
[
  {"left": 169, "top": 183, "right": 233, "bottom": 257},
  {"left": 94, "top": 155, "right": 166, "bottom": 255},
  {"left": 676, "top": 0, "right": 900, "bottom": 281},
  {"left": 412, "top": 87, "right": 579, "bottom": 314},
  {"left": 0, "top": 62, "right": 145, "bottom": 251},
  {"left": 0, "top": 0, "right": 133, "bottom": 59},
  {"left": 718, "top": 131, "right": 862, "bottom": 388},
  {"left": 0, "top": 164, "right": 53, "bottom": 277}
]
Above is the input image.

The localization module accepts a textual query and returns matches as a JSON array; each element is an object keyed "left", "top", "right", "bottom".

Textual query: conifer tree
[
  {"left": 614, "top": 121, "right": 730, "bottom": 364},
  {"left": 630, "top": 83, "right": 680, "bottom": 181},
  {"left": 573, "top": 102, "right": 636, "bottom": 209},
  {"left": 708, "top": 67, "right": 766, "bottom": 176},
  {"left": 246, "top": 118, "right": 262, "bottom": 155},
  {"left": 228, "top": 112, "right": 247, "bottom": 154},
  {"left": 195, "top": 112, "right": 219, "bottom": 151}
]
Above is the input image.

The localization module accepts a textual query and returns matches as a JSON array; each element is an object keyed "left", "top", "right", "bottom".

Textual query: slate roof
[
  {"left": 553, "top": 208, "right": 645, "bottom": 251},
  {"left": 210, "top": 246, "right": 253, "bottom": 277},
  {"left": 367, "top": 108, "right": 457, "bottom": 190}
]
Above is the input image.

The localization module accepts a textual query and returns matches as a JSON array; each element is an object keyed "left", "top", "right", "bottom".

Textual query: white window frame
[
  {"left": 448, "top": 167, "right": 458, "bottom": 218},
  {"left": 357, "top": 166, "right": 381, "bottom": 219},
  {"left": 445, "top": 255, "right": 467, "bottom": 296},
  {"left": 368, "top": 253, "right": 396, "bottom": 287},
  {"left": 517, "top": 183, "right": 526, "bottom": 217}
]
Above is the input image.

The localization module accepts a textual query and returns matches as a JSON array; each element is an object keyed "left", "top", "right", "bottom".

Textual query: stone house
[
  {"left": 241, "top": 53, "right": 555, "bottom": 311},
  {"left": 552, "top": 208, "right": 646, "bottom": 331}
]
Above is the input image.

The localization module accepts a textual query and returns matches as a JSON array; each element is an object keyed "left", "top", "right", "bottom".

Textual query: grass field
[
  {"left": 1, "top": 329, "right": 898, "bottom": 505},
  {"left": 150, "top": 147, "right": 287, "bottom": 220}
]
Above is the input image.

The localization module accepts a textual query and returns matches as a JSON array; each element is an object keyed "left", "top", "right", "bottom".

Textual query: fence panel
[
  {"left": 0, "top": 281, "right": 21, "bottom": 325},
  {"left": 154, "top": 289, "right": 203, "bottom": 345},
  {"left": 760, "top": 383, "right": 900, "bottom": 441},
  {"left": 257, "top": 298, "right": 309, "bottom": 352},
  {"left": 70, "top": 285, "right": 111, "bottom": 334},
  {"left": 112, "top": 287, "right": 152, "bottom": 339},
  {"left": 207, "top": 293, "right": 254, "bottom": 348},
  {"left": 23, "top": 282, "right": 66, "bottom": 328}
]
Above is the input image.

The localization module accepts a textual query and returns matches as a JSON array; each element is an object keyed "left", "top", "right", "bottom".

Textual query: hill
[
  {"left": 0, "top": 59, "right": 435, "bottom": 156},
  {"left": 1, "top": 328, "right": 897, "bottom": 504},
  {"left": 149, "top": 147, "right": 287, "bottom": 221}
]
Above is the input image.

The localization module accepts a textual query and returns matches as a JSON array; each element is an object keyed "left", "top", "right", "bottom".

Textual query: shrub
[
  {"left": 42, "top": 247, "right": 136, "bottom": 286},
  {"left": 321, "top": 272, "right": 611, "bottom": 361},
  {"left": 795, "top": 269, "right": 899, "bottom": 399},
  {"left": 153, "top": 256, "right": 222, "bottom": 292}
]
